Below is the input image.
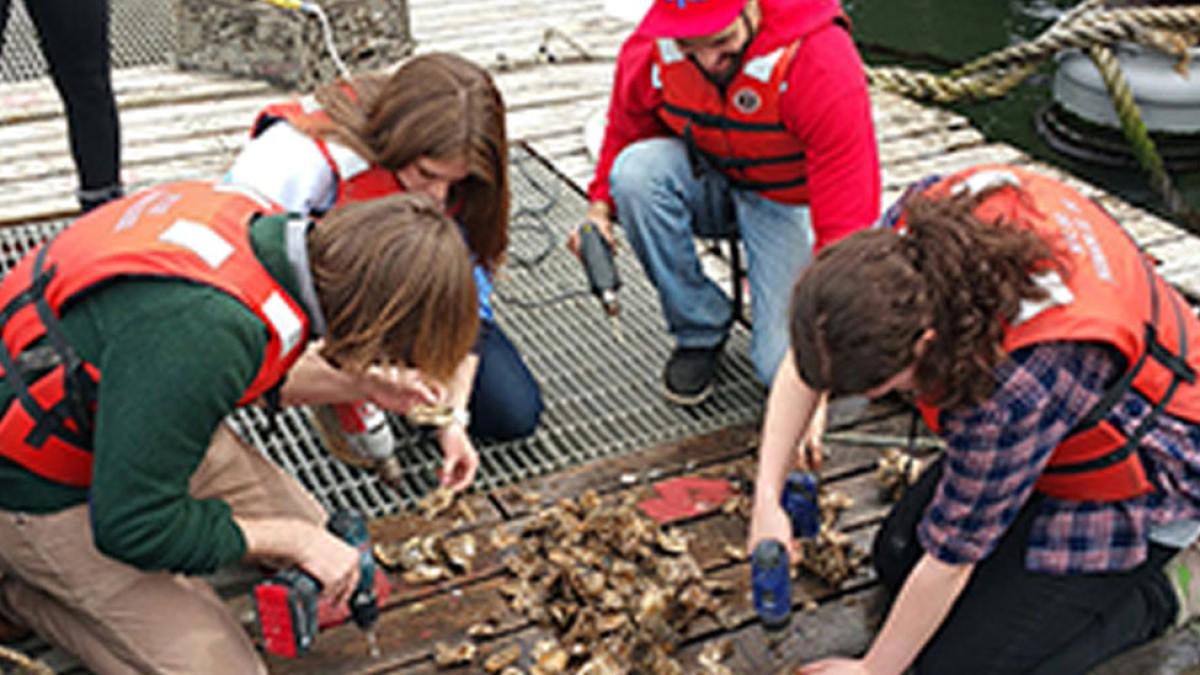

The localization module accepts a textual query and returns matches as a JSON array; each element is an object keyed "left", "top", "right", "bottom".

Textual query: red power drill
[{"left": 252, "top": 509, "right": 382, "bottom": 658}]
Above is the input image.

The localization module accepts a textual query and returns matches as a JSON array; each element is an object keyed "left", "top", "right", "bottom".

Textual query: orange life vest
[
  {"left": 652, "top": 13, "right": 847, "bottom": 205},
  {"left": 0, "top": 182, "right": 310, "bottom": 487},
  {"left": 251, "top": 98, "right": 402, "bottom": 211},
  {"left": 909, "top": 165, "right": 1200, "bottom": 502}
]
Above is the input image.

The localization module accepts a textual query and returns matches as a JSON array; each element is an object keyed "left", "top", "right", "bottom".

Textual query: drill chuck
[{"left": 599, "top": 289, "right": 619, "bottom": 316}]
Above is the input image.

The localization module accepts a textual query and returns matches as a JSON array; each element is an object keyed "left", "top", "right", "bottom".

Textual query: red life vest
[
  {"left": 0, "top": 182, "right": 311, "bottom": 487},
  {"left": 652, "top": 7, "right": 847, "bottom": 205},
  {"left": 909, "top": 165, "right": 1200, "bottom": 502},
  {"left": 251, "top": 97, "right": 402, "bottom": 210}
]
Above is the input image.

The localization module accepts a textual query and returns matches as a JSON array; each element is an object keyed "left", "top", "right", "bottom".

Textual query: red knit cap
[{"left": 639, "top": 0, "right": 749, "bottom": 38}]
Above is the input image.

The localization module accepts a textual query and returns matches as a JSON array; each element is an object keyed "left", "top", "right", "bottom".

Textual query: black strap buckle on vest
[
  {"left": 261, "top": 381, "right": 285, "bottom": 438},
  {"left": 0, "top": 245, "right": 97, "bottom": 452},
  {"left": 676, "top": 114, "right": 808, "bottom": 194},
  {"left": 1045, "top": 256, "right": 1193, "bottom": 482}
]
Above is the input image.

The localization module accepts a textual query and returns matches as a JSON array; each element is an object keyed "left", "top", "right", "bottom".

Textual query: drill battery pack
[
  {"left": 253, "top": 569, "right": 321, "bottom": 658},
  {"left": 252, "top": 566, "right": 392, "bottom": 658}
]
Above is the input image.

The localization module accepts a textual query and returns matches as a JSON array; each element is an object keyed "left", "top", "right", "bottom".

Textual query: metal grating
[
  {"left": 1, "top": 0, "right": 176, "bottom": 83},
  {"left": 232, "top": 144, "right": 764, "bottom": 517},
  {"left": 0, "top": 145, "right": 765, "bottom": 519}
]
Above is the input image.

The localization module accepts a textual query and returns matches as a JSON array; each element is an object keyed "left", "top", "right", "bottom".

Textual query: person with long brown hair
[
  {"left": 750, "top": 165, "right": 1200, "bottom": 673},
  {"left": 0, "top": 184, "right": 478, "bottom": 672},
  {"left": 227, "top": 52, "right": 541, "bottom": 478}
]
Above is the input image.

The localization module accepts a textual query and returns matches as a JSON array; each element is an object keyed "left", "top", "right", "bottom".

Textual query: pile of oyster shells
[
  {"left": 875, "top": 448, "right": 923, "bottom": 502},
  {"left": 377, "top": 476, "right": 867, "bottom": 673}
]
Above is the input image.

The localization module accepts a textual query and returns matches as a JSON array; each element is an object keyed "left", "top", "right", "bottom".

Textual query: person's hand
[
  {"left": 799, "top": 393, "right": 829, "bottom": 472},
  {"left": 747, "top": 499, "right": 795, "bottom": 559},
  {"left": 295, "top": 527, "right": 361, "bottom": 607},
  {"left": 797, "top": 657, "right": 874, "bottom": 675},
  {"left": 567, "top": 204, "right": 617, "bottom": 260},
  {"left": 360, "top": 364, "right": 443, "bottom": 414},
  {"left": 437, "top": 423, "right": 479, "bottom": 492}
]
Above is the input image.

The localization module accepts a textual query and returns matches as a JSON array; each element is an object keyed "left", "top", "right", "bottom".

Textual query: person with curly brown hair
[
  {"left": 228, "top": 52, "right": 540, "bottom": 477},
  {"left": 750, "top": 165, "right": 1200, "bottom": 674}
]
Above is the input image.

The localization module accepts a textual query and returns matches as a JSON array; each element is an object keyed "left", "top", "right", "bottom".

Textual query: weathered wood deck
[{"left": 3, "top": 0, "right": 1200, "bottom": 672}]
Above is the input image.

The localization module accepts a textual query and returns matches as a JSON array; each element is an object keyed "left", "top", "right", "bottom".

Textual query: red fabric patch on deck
[{"left": 637, "top": 477, "right": 733, "bottom": 523}]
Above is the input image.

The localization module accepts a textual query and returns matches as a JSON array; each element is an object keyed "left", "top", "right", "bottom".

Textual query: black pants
[
  {"left": 1, "top": 0, "right": 121, "bottom": 209},
  {"left": 873, "top": 459, "right": 1179, "bottom": 675}
]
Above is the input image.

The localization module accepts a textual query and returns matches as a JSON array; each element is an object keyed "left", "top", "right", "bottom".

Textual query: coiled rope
[{"left": 867, "top": 2, "right": 1200, "bottom": 227}]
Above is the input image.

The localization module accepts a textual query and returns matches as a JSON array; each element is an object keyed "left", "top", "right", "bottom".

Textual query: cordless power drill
[
  {"left": 311, "top": 400, "right": 403, "bottom": 488},
  {"left": 751, "top": 471, "right": 821, "bottom": 630},
  {"left": 576, "top": 221, "right": 622, "bottom": 340},
  {"left": 253, "top": 509, "right": 381, "bottom": 658}
]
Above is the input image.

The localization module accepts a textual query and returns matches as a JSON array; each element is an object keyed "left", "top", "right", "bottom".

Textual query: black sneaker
[{"left": 663, "top": 344, "right": 722, "bottom": 406}]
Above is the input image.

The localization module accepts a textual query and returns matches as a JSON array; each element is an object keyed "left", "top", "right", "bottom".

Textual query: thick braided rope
[
  {"left": 867, "top": 6, "right": 1200, "bottom": 97},
  {"left": 952, "top": 6, "right": 1200, "bottom": 77},
  {"left": 865, "top": 2, "right": 1200, "bottom": 227},
  {"left": 1088, "top": 44, "right": 1200, "bottom": 227},
  {"left": 868, "top": 63, "right": 1039, "bottom": 102}
]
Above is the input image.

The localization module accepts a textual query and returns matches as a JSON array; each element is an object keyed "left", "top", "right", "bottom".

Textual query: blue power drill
[
  {"left": 752, "top": 470, "right": 821, "bottom": 630},
  {"left": 253, "top": 509, "right": 380, "bottom": 658}
]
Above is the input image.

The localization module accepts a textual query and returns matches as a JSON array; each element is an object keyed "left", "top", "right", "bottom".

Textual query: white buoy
[{"left": 1054, "top": 43, "right": 1200, "bottom": 134}]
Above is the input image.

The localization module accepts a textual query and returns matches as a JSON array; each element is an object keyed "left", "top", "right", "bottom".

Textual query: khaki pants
[{"left": 0, "top": 424, "right": 326, "bottom": 674}]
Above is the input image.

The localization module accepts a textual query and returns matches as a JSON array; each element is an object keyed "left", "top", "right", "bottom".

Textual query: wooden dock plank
[
  {"left": 259, "top": 405, "right": 930, "bottom": 674},
  {"left": 2, "top": 1, "right": 1199, "bottom": 670}
]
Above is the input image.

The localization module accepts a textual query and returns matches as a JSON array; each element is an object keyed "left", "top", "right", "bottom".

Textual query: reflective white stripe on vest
[
  {"left": 298, "top": 94, "right": 321, "bottom": 113},
  {"left": 326, "top": 141, "right": 371, "bottom": 180},
  {"left": 951, "top": 169, "right": 1021, "bottom": 198},
  {"left": 1014, "top": 270, "right": 1076, "bottom": 326},
  {"left": 651, "top": 63, "right": 662, "bottom": 90},
  {"left": 743, "top": 47, "right": 785, "bottom": 83},
  {"left": 213, "top": 182, "right": 275, "bottom": 210},
  {"left": 657, "top": 38, "right": 684, "bottom": 64},
  {"left": 158, "top": 219, "right": 235, "bottom": 269},
  {"left": 261, "top": 291, "right": 304, "bottom": 357}
]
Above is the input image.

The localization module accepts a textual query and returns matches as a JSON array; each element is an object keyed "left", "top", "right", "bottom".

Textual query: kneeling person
[{"left": 0, "top": 184, "right": 478, "bottom": 673}]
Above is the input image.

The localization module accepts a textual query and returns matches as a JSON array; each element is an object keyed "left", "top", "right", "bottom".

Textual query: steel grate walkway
[
  {"left": 1, "top": 0, "right": 176, "bottom": 83},
  {"left": 0, "top": 145, "right": 764, "bottom": 517}
]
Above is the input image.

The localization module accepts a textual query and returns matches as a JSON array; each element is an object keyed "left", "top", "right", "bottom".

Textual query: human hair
[
  {"left": 790, "top": 186, "right": 1062, "bottom": 408},
  {"left": 308, "top": 193, "right": 479, "bottom": 382},
  {"left": 302, "top": 53, "right": 510, "bottom": 271}
]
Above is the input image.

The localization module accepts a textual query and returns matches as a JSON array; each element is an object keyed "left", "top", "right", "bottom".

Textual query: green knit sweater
[{"left": 0, "top": 214, "right": 309, "bottom": 575}]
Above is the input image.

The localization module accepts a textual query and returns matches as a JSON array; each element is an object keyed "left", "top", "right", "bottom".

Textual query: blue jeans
[
  {"left": 610, "top": 137, "right": 815, "bottom": 383},
  {"left": 468, "top": 321, "right": 542, "bottom": 441}
]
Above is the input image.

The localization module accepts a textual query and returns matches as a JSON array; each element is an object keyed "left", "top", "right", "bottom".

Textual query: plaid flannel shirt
[{"left": 917, "top": 341, "right": 1200, "bottom": 574}]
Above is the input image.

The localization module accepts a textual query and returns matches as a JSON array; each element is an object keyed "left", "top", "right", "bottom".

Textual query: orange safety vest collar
[
  {"left": 909, "top": 165, "right": 1200, "bottom": 502},
  {"left": 0, "top": 182, "right": 310, "bottom": 487},
  {"left": 652, "top": 14, "right": 848, "bottom": 205}
]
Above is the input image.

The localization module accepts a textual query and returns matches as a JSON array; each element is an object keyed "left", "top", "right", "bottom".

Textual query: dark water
[{"left": 845, "top": 0, "right": 1200, "bottom": 226}]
